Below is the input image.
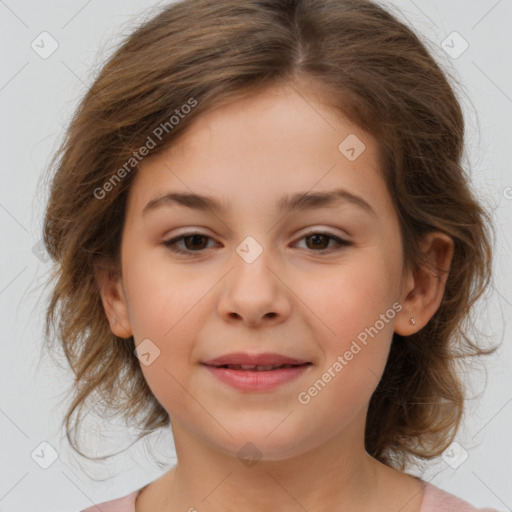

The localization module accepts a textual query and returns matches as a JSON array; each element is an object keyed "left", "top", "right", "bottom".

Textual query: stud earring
[{"left": 409, "top": 317, "right": 416, "bottom": 326}]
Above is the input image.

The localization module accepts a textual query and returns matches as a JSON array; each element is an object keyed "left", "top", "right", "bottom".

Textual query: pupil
[
  {"left": 186, "top": 235, "right": 207, "bottom": 250},
  {"left": 308, "top": 234, "right": 327, "bottom": 249}
]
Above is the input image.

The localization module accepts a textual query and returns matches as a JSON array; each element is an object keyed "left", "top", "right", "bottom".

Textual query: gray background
[{"left": 1, "top": 1, "right": 511, "bottom": 511}]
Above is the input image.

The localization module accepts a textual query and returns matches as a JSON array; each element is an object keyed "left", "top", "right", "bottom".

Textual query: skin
[{"left": 96, "top": 80, "right": 454, "bottom": 512}]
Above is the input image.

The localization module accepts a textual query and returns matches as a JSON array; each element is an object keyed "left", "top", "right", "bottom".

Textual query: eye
[
  {"left": 294, "top": 232, "right": 352, "bottom": 253},
  {"left": 162, "top": 231, "right": 352, "bottom": 255},
  {"left": 163, "top": 233, "right": 216, "bottom": 254}
]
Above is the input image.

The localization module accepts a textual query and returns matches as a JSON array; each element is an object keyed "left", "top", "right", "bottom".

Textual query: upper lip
[{"left": 202, "top": 352, "right": 311, "bottom": 367}]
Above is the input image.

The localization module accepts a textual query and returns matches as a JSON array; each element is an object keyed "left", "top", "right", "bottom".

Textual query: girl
[{"left": 42, "top": 0, "right": 502, "bottom": 510}]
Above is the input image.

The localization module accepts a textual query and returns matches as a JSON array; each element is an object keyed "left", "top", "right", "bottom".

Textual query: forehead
[{"left": 128, "top": 83, "right": 392, "bottom": 220}]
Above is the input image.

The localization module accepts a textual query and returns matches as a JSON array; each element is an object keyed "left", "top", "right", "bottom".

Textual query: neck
[{"left": 159, "top": 412, "right": 382, "bottom": 512}]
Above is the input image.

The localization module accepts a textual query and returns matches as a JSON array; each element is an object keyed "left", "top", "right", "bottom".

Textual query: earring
[{"left": 409, "top": 317, "right": 416, "bottom": 326}]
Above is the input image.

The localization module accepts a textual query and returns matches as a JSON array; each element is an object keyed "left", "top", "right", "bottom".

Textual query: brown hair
[{"left": 42, "top": 0, "right": 498, "bottom": 471}]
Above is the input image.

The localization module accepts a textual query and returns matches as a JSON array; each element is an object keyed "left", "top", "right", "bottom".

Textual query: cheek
[
  {"left": 122, "top": 251, "right": 210, "bottom": 406},
  {"left": 301, "top": 252, "right": 398, "bottom": 390},
  {"left": 123, "top": 242, "right": 204, "bottom": 339},
  {"left": 125, "top": 284, "right": 197, "bottom": 415},
  {"left": 309, "top": 251, "right": 398, "bottom": 336}
]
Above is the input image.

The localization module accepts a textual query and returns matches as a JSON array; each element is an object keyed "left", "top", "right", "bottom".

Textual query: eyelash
[{"left": 162, "top": 231, "right": 352, "bottom": 255}]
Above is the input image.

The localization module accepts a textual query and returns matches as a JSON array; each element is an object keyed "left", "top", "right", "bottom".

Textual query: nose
[{"left": 217, "top": 250, "right": 292, "bottom": 327}]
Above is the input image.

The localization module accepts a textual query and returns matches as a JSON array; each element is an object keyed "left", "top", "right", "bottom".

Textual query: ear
[
  {"left": 395, "top": 231, "right": 454, "bottom": 336},
  {"left": 94, "top": 263, "right": 133, "bottom": 338}
]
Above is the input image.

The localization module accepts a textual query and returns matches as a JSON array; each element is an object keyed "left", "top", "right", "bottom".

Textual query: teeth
[{"left": 222, "top": 364, "right": 297, "bottom": 371}]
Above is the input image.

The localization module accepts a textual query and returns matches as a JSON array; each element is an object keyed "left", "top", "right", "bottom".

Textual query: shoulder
[
  {"left": 421, "top": 481, "right": 501, "bottom": 512},
  {"left": 80, "top": 487, "right": 143, "bottom": 512}
]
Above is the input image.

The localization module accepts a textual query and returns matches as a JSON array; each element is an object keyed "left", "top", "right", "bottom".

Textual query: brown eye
[
  {"left": 305, "top": 233, "right": 330, "bottom": 250},
  {"left": 163, "top": 233, "right": 215, "bottom": 254},
  {"left": 181, "top": 234, "right": 209, "bottom": 250},
  {"left": 163, "top": 231, "right": 352, "bottom": 256},
  {"left": 295, "top": 232, "right": 352, "bottom": 253}
]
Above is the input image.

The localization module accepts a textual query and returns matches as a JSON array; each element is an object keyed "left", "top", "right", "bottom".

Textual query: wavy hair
[{"left": 42, "top": 0, "right": 498, "bottom": 471}]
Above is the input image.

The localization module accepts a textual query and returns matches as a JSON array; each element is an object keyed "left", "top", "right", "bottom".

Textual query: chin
[{"left": 208, "top": 424, "right": 318, "bottom": 463}]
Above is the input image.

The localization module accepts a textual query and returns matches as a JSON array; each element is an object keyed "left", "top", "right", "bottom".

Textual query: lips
[
  {"left": 213, "top": 363, "right": 301, "bottom": 371},
  {"left": 202, "top": 352, "right": 311, "bottom": 370},
  {"left": 202, "top": 352, "right": 312, "bottom": 391}
]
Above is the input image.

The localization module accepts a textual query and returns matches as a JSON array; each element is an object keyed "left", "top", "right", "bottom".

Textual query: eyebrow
[{"left": 142, "top": 187, "right": 377, "bottom": 218}]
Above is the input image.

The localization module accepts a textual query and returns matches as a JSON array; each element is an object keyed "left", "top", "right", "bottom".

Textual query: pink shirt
[{"left": 80, "top": 480, "right": 501, "bottom": 511}]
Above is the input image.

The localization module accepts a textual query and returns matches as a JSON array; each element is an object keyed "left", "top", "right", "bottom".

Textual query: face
[{"left": 103, "top": 82, "right": 414, "bottom": 461}]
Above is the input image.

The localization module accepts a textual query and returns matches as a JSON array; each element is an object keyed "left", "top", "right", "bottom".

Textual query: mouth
[
  {"left": 201, "top": 359, "right": 313, "bottom": 391},
  {"left": 205, "top": 363, "right": 312, "bottom": 371},
  {"left": 202, "top": 352, "right": 311, "bottom": 367}
]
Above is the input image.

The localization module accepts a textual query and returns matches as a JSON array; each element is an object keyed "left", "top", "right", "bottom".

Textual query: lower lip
[{"left": 202, "top": 364, "right": 311, "bottom": 391}]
